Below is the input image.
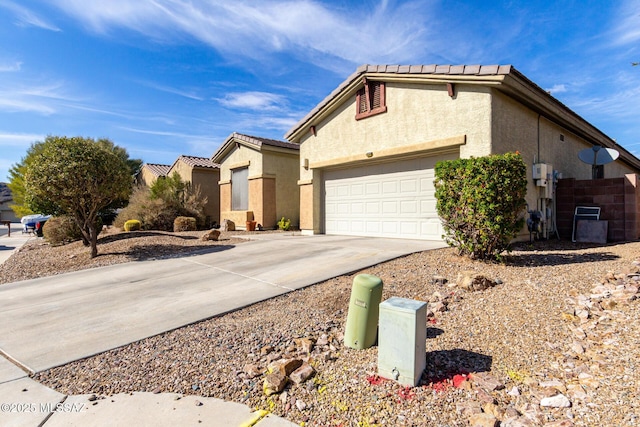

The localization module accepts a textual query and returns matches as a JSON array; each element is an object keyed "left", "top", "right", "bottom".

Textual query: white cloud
[
  {"left": 136, "top": 81, "right": 204, "bottom": 101},
  {"left": 612, "top": 0, "right": 640, "bottom": 45},
  {"left": 0, "top": 81, "right": 78, "bottom": 115},
  {"left": 0, "top": 0, "right": 60, "bottom": 31},
  {"left": 0, "top": 132, "right": 44, "bottom": 147},
  {"left": 218, "top": 92, "right": 286, "bottom": 110},
  {"left": 46, "top": 0, "right": 433, "bottom": 69},
  {"left": 0, "top": 61, "right": 22, "bottom": 72},
  {"left": 545, "top": 84, "right": 567, "bottom": 94}
]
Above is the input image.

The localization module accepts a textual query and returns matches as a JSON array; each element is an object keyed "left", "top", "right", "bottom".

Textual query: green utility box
[{"left": 344, "top": 274, "right": 383, "bottom": 349}]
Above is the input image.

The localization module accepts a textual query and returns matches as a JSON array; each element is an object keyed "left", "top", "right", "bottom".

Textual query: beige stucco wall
[
  {"left": 218, "top": 143, "right": 299, "bottom": 229},
  {"left": 192, "top": 168, "right": 220, "bottom": 224},
  {"left": 138, "top": 167, "right": 161, "bottom": 187},
  {"left": 0, "top": 202, "right": 19, "bottom": 222},
  {"left": 298, "top": 82, "right": 492, "bottom": 182},
  {"left": 262, "top": 149, "right": 300, "bottom": 227},
  {"left": 218, "top": 144, "right": 264, "bottom": 182},
  {"left": 170, "top": 160, "right": 220, "bottom": 226},
  {"left": 296, "top": 82, "right": 493, "bottom": 234},
  {"left": 491, "top": 90, "right": 638, "bottom": 234}
]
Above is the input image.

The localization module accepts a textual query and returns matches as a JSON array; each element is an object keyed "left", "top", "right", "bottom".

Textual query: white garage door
[{"left": 324, "top": 154, "right": 457, "bottom": 240}]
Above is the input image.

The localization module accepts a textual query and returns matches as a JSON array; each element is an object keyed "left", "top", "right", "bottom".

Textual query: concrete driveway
[{"left": 0, "top": 234, "right": 445, "bottom": 374}]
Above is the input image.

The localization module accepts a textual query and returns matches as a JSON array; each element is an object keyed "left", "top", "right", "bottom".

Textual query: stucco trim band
[
  {"left": 248, "top": 173, "right": 276, "bottom": 180},
  {"left": 309, "top": 135, "right": 466, "bottom": 170},
  {"left": 230, "top": 160, "right": 251, "bottom": 170},
  {"left": 218, "top": 179, "right": 231, "bottom": 185},
  {"left": 297, "top": 179, "right": 313, "bottom": 186}
]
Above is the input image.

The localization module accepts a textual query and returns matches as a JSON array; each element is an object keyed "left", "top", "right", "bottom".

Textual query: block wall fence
[{"left": 555, "top": 174, "right": 639, "bottom": 242}]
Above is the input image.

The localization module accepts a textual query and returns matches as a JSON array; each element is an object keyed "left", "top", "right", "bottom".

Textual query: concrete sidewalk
[
  {"left": 0, "top": 233, "right": 445, "bottom": 426},
  {"left": 0, "top": 222, "right": 32, "bottom": 265}
]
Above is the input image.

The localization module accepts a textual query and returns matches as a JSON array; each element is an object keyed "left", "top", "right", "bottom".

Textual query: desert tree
[{"left": 23, "top": 136, "right": 133, "bottom": 258}]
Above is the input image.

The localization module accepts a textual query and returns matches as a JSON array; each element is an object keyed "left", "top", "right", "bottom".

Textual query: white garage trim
[{"left": 323, "top": 154, "right": 458, "bottom": 240}]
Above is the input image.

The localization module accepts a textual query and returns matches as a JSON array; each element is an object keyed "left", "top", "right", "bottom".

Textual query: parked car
[{"left": 21, "top": 214, "right": 51, "bottom": 236}]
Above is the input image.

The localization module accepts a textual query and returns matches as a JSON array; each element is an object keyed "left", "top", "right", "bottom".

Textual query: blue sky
[{"left": 0, "top": 0, "right": 639, "bottom": 182}]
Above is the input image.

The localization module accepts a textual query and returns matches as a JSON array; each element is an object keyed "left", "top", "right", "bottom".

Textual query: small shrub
[
  {"left": 124, "top": 219, "right": 141, "bottom": 232},
  {"left": 174, "top": 216, "right": 197, "bottom": 232},
  {"left": 42, "top": 216, "right": 82, "bottom": 246},
  {"left": 434, "top": 152, "right": 527, "bottom": 261},
  {"left": 277, "top": 217, "right": 291, "bottom": 231}
]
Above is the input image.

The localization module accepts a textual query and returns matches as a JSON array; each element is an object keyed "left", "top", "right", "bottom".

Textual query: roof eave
[{"left": 501, "top": 70, "right": 640, "bottom": 171}]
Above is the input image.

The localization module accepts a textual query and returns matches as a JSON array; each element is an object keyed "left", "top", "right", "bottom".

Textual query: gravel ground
[{"left": 2, "top": 231, "right": 640, "bottom": 426}]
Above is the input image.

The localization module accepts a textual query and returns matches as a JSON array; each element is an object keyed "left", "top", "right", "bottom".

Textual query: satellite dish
[{"left": 578, "top": 145, "right": 619, "bottom": 179}]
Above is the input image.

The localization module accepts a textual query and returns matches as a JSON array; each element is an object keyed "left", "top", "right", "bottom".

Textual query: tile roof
[
  {"left": 175, "top": 155, "right": 219, "bottom": 169},
  {"left": 143, "top": 163, "right": 171, "bottom": 177},
  {"left": 232, "top": 133, "right": 300, "bottom": 150},
  {"left": 0, "top": 182, "right": 11, "bottom": 203}
]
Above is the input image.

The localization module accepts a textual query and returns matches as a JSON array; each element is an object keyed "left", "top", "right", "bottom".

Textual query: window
[
  {"left": 232, "top": 167, "right": 248, "bottom": 210},
  {"left": 356, "top": 79, "right": 387, "bottom": 120}
]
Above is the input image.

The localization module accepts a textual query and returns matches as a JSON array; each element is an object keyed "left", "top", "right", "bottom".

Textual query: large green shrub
[
  {"left": 42, "top": 216, "right": 83, "bottom": 246},
  {"left": 434, "top": 152, "right": 527, "bottom": 260}
]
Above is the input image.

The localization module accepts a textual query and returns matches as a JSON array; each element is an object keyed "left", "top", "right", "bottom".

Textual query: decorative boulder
[
  {"left": 201, "top": 229, "right": 221, "bottom": 241},
  {"left": 457, "top": 271, "right": 498, "bottom": 292},
  {"left": 220, "top": 219, "right": 235, "bottom": 232}
]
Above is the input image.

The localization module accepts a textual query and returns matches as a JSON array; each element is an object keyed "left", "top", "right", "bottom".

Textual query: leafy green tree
[
  {"left": 7, "top": 141, "right": 46, "bottom": 218},
  {"left": 23, "top": 136, "right": 133, "bottom": 258},
  {"left": 434, "top": 152, "right": 527, "bottom": 261},
  {"left": 150, "top": 171, "right": 187, "bottom": 209},
  {"left": 9, "top": 137, "right": 141, "bottom": 220}
]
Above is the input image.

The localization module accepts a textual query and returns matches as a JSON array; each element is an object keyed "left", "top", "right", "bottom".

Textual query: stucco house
[
  {"left": 137, "top": 163, "right": 171, "bottom": 187},
  {"left": 285, "top": 64, "right": 640, "bottom": 241},
  {"left": 0, "top": 183, "right": 19, "bottom": 223},
  {"left": 167, "top": 155, "right": 220, "bottom": 227},
  {"left": 212, "top": 133, "right": 300, "bottom": 230}
]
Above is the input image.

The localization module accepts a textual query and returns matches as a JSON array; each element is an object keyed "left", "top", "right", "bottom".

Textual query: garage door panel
[
  {"left": 382, "top": 201, "right": 398, "bottom": 214},
  {"left": 324, "top": 153, "right": 457, "bottom": 240},
  {"left": 382, "top": 221, "right": 398, "bottom": 233},
  {"left": 382, "top": 181, "right": 397, "bottom": 193},
  {"left": 400, "top": 200, "right": 418, "bottom": 214},
  {"left": 365, "top": 202, "right": 380, "bottom": 214},
  {"left": 365, "top": 183, "right": 380, "bottom": 195},
  {"left": 400, "top": 179, "right": 418, "bottom": 193}
]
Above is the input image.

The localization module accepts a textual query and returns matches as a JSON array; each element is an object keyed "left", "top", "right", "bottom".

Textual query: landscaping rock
[
  {"left": 540, "top": 394, "right": 571, "bottom": 408},
  {"left": 220, "top": 219, "right": 235, "bottom": 231},
  {"left": 468, "top": 412, "right": 498, "bottom": 427},
  {"left": 201, "top": 229, "right": 220, "bottom": 241},
  {"left": 457, "top": 271, "right": 498, "bottom": 291},
  {"left": 290, "top": 363, "right": 315, "bottom": 384},
  {"left": 263, "top": 372, "right": 287, "bottom": 396}
]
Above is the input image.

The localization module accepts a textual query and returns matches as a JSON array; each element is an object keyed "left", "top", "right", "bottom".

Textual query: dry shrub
[
  {"left": 42, "top": 216, "right": 83, "bottom": 246},
  {"left": 174, "top": 216, "right": 197, "bottom": 232},
  {"left": 114, "top": 182, "right": 206, "bottom": 231}
]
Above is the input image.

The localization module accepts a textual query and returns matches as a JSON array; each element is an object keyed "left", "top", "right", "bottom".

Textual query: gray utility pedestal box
[{"left": 378, "top": 297, "right": 427, "bottom": 387}]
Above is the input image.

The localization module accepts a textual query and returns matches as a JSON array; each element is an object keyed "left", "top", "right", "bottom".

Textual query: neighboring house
[
  {"left": 285, "top": 64, "right": 640, "bottom": 241},
  {"left": 0, "top": 183, "right": 19, "bottom": 223},
  {"left": 212, "top": 133, "right": 300, "bottom": 230},
  {"left": 136, "top": 163, "right": 171, "bottom": 187},
  {"left": 168, "top": 155, "right": 221, "bottom": 227}
]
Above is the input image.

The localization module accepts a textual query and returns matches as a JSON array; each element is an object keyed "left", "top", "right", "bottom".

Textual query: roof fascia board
[{"left": 211, "top": 136, "right": 261, "bottom": 163}]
